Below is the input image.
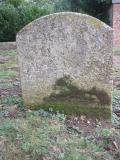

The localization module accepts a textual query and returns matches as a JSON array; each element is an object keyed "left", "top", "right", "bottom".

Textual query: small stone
[
  {"left": 80, "top": 115, "right": 86, "bottom": 121},
  {"left": 87, "top": 121, "right": 90, "bottom": 124},
  {"left": 9, "top": 105, "right": 18, "bottom": 112}
]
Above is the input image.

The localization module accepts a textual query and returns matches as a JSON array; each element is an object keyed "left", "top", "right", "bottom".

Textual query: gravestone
[{"left": 17, "top": 12, "right": 113, "bottom": 119}]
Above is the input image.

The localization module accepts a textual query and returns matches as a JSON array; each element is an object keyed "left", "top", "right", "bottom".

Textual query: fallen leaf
[{"left": 112, "top": 141, "right": 118, "bottom": 150}]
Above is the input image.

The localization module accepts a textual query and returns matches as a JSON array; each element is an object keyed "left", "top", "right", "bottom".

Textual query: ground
[{"left": 0, "top": 43, "right": 120, "bottom": 160}]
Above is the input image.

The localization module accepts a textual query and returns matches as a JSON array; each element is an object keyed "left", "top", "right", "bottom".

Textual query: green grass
[
  {"left": 0, "top": 82, "right": 13, "bottom": 89},
  {"left": 0, "top": 96, "right": 24, "bottom": 108},
  {"left": 0, "top": 71, "right": 17, "bottom": 78},
  {"left": 0, "top": 113, "right": 118, "bottom": 160},
  {"left": 0, "top": 60, "right": 18, "bottom": 68},
  {"left": 32, "top": 101, "right": 111, "bottom": 119},
  {"left": 112, "top": 90, "right": 120, "bottom": 97},
  {"left": 0, "top": 50, "right": 17, "bottom": 56},
  {"left": 113, "top": 45, "right": 120, "bottom": 52}
]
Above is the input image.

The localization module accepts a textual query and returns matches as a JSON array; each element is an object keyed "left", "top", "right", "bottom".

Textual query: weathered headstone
[{"left": 17, "top": 12, "right": 113, "bottom": 119}]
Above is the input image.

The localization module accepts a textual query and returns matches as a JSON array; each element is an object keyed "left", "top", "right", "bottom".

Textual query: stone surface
[{"left": 17, "top": 12, "right": 113, "bottom": 118}]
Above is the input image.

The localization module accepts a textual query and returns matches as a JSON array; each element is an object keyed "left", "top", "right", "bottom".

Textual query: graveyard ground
[{"left": 0, "top": 46, "right": 120, "bottom": 160}]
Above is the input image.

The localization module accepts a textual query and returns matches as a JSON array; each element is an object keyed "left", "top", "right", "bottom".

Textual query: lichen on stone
[
  {"left": 35, "top": 76, "right": 112, "bottom": 119},
  {"left": 43, "top": 76, "right": 111, "bottom": 105},
  {"left": 88, "top": 17, "right": 102, "bottom": 29}
]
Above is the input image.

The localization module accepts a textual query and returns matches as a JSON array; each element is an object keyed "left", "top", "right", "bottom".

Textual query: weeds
[
  {"left": 0, "top": 96, "right": 24, "bottom": 108},
  {"left": 0, "top": 50, "right": 17, "bottom": 56},
  {"left": 0, "top": 82, "right": 13, "bottom": 89},
  {"left": 0, "top": 112, "right": 119, "bottom": 160},
  {"left": 0, "top": 71, "right": 17, "bottom": 78}
]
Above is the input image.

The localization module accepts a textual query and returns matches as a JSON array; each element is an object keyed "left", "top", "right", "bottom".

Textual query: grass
[
  {"left": 0, "top": 71, "right": 17, "bottom": 78},
  {"left": 113, "top": 45, "right": 120, "bottom": 53},
  {"left": 0, "top": 60, "right": 18, "bottom": 68},
  {"left": 0, "top": 82, "right": 14, "bottom": 89},
  {"left": 112, "top": 90, "right": 120, "bottom": 97},
  {"left": 0, "top": 113, "right": 119, "bottom": 160},
  {"left": 0, "top": 49, "right": 17, "bottom": 56},
  {"left": 0, "top": 96, "right": 24, "bottom": 108},
  {"left": 113, "top": 66, "right": 120, "bottom": 80},
  {"left": 0, "top": 50, "right": 18, "bottom": 70}
]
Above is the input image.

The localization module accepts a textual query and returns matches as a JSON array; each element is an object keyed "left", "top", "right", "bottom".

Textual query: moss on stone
[
  {"left": 28, "top": 76, "right": 111, "bottom": 119},
  {"left": 29, "top": 101, "right": 111, "bottom": 119},
  {"left": 88, "top": 18, "right": 102, "bottom": 29},
  {"left": 45, "top": 76, "right": 111, "bottom": 106}
]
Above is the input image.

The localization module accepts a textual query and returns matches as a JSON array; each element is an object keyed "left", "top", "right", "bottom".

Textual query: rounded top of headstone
[{"left": 17, "top": 12, "right": 112, "bottom": 36}]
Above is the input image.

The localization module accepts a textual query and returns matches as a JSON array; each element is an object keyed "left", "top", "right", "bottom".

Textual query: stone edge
[{"left": 16, "top": 12, "right": 113, "bottom": 37}]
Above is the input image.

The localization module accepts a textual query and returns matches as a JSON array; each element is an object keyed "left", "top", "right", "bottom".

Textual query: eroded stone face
[{"left": 16, "top": 12, "right": 113, "bottom": 118}]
